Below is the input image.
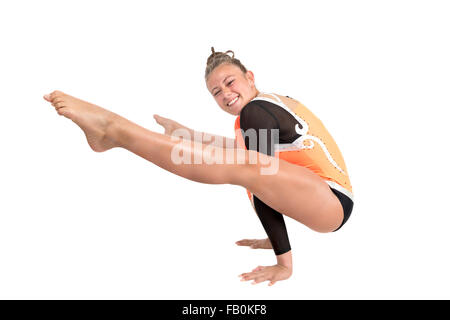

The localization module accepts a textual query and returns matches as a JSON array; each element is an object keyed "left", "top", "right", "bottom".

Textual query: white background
[{"left": 1, "top": 0, "right": 449, "bottom": 299}]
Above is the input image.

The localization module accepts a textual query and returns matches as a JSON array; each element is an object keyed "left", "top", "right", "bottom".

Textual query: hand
[
  {"left": 239, "top": 264, "right": 293, "bottom": 286},
  {"left": 153, "top": 114, "right": 182, "bottom": 135},
  {"left": 235, "top": 238, "right": 272, "bottom": 250}
]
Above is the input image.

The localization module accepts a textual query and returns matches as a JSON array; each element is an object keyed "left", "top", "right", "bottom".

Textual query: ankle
[{"left": 105, "top": 113, "right": 127, "bottom": 148}]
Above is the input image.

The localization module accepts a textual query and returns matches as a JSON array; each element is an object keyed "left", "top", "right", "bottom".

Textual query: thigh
[{"left": 242, "top": 156, "right": 344, "bottom": 233}]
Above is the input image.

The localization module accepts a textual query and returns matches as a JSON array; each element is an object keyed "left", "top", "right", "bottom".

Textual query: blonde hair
[{"left": 205, "top": 47, "right": 248, "bottom": 80}]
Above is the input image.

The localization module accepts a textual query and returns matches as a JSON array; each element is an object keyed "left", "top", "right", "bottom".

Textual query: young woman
[{"left": 43, "top": 48, "right": 354, "bottom": 286}]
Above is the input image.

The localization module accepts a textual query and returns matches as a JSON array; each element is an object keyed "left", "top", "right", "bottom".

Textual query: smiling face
[{"left": 206, "top": 63, "right": 259, "bottom": 116}]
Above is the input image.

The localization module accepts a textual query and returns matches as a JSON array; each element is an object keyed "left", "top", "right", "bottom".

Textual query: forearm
[{"left": 253, "top": 195, "right": 292, "bottom": 256}]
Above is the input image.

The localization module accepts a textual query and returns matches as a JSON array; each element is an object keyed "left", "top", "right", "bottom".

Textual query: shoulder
[{"left": 239, "top": 100, "right": 280, "bottom": 130}]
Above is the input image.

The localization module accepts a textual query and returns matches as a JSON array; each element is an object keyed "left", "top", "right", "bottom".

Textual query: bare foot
[
  {"left": 239, "top": 264, "right": 293, "bottom": 286},
  {"left": 153, "top": 114, "right": 182, "bottom": 136},
  {"left": 236, "top": 238, "right": 272, "bottom": 250},
  {"left": 44, "top": 90, "right": 119, "bottom": 152}
]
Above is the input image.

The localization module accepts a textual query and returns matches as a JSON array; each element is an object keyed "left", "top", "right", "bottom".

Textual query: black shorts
[{"left": 330, "top": 187, "right": 354, "bottom": 231}]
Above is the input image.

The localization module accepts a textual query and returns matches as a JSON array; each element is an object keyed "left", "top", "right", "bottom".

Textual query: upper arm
[{"left": 239, "top": 101, "right": 280, "bottom": 155}]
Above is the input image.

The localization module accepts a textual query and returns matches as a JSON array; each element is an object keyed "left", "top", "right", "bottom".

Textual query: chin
[
  {"left": 221, "top": 100, "right": 245, "bottom": 115},
  {"left": 233, "top": 103, "right": 245, "bottom": 115}
]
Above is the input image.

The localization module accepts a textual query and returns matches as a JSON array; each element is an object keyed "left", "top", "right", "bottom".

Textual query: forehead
[{"left": 207, "top": 64, "right": 242, "bottom": 89}]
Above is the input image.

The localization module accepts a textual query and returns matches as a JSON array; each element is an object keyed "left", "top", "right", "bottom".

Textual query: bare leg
[
  {"left": 44, "top": 90, "right": 344, "bottom": 285},
  {"left": 44, "top": 91, "right": 342, "bottom": 231}
]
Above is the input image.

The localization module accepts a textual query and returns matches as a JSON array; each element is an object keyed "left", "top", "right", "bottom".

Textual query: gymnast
[{"left": 43, "top": 48, "right": 354, "bottom": 286}]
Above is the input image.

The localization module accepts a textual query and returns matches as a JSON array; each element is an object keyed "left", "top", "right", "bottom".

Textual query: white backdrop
[{"left": 1, "top": 0, "right": 449, "bottom": 299}]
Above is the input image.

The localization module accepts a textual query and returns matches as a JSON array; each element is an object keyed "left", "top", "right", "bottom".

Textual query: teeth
[{"left": 227, "top": 96, "right": 239, "bottom": 106}]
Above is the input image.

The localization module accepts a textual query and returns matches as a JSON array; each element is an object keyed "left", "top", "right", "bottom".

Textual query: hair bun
[
  {"left": 224, "top": 50, "right": 234, "bottom": 59},
  {"left": 205, "top": 47, "right": 247, "bottom": 79},
  {"left": 207, "top": 48, "right": 235, "bottom": 66}
]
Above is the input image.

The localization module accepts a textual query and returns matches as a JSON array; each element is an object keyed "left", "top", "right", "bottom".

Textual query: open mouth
[{"left": 227, "top": 95, "right": 239, "bottom": 107}]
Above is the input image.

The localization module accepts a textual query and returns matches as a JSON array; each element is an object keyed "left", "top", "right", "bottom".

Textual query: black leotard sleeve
[{"left": 239, "top": 100, "right": 292, "bottom": 256}]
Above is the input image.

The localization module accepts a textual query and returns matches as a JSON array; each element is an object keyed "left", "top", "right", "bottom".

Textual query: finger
[
  {"left": 236, "top": 239, "right": 256, "bottom": 246},
  {"left": 252, "top": 276, "right": 267, "bottom": 285},
  {"left": 239, "top": 273, "right": 251, "bottom": 281},
  {"left": 268, "top": 281, "right": 276, "bottom": 286},
  {"left": 43, "top": 94, "right": 52, "bottom": 102},
  {"left": 241, "top": 272, "right": 260, "bottom": 282},
  {"left": 252, "top": 266, "right": 264, "bottom": 272},
  {"left": 252, "top": 265, "right": 264, "bottom": 271},
  {"left": 240, "top": 268, "right": 262, "bottom": 277}
]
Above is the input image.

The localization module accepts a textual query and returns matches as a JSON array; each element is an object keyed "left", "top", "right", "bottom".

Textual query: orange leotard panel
[{"left": 234, "top": 92, "right": 353, "bottom": 201}]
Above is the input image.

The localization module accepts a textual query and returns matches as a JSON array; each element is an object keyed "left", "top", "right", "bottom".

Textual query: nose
[
  {"left": 222, "top": 87, "right": 232, "bottom": 95},
  {"left": 223, "top": 88, "right": 235, "bottom": 100}
]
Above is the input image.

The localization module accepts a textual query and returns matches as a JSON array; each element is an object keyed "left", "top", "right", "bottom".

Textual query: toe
[
  {"left": 57, "top": 107, "right": 72, "bottom": 118},
  {"left": 50, "top": 90, "right": 64, "bottom": 100}
]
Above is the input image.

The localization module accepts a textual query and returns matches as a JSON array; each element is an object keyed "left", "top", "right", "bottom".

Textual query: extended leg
[
  {"left": 45, "top": 91, "right": 343, "bottom": 232},
  {"left": 112, "top": 116, "right": 342, "bottom": 232}
]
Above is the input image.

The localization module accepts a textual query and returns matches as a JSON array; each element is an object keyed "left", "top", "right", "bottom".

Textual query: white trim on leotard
[
  {"left": 326, "top": 180, "right": 354, "bottom": 202},
  {"left": 251, "top": 93, "right": 348, "bottom": 176}
]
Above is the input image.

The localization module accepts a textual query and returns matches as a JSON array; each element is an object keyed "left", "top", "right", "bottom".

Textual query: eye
[
  {"left": 214, "top": 90, "right": 221, "bottom": 97},
  {"left": 227, "top": 80, "right": 234, "bottom": 85}
]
